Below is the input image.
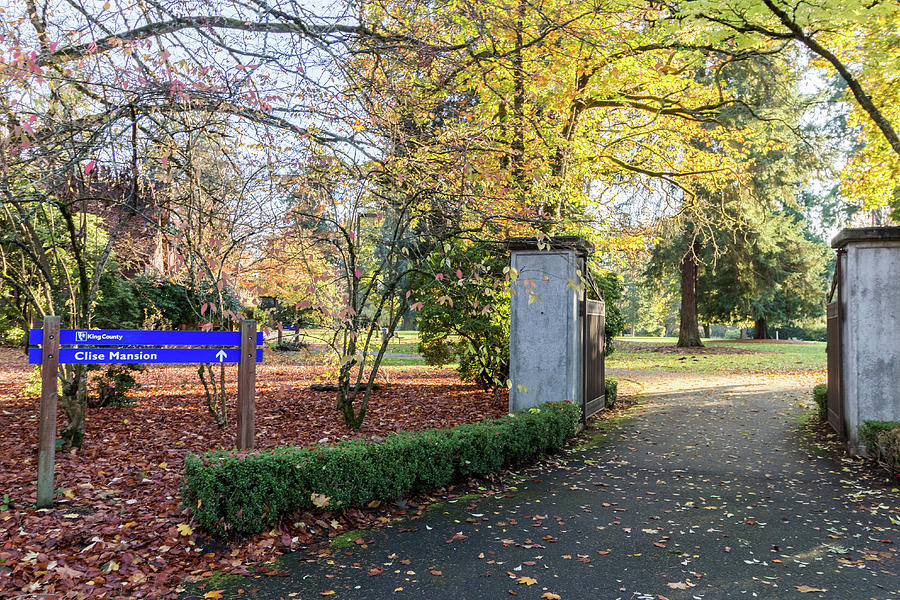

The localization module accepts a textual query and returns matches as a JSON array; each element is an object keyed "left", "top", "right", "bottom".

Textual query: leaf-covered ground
[{"left": 0, "top": 347, "right": 506, "bottom": 598}]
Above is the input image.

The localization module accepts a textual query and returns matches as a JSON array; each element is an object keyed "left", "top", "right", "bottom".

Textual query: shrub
[
  {"left": 777, "top": 324, "right": 826, "bottom": 342},
  {"left": 592, "top": 272, "right": 625, "bottom": 355},
  {"left": 415, "top": 242, "right": 510, "bottom": 392},
  {"left": 858, "top": 420, "right": 900, "bottom": 458},
  {"left": 269, "top": 341, "right": 308, "bottom": 352},
  {"left": 23, "top": 366, "right": 42, "bottom": 397},
  {"left": 418, "top": 337, "right": 457, "bottom": 367},
  {"left": 89, "top": 364, "right": 146, "bottom": 408},
  {"left": 182, "top": 401, "right": 581, "bottom": 538},
  {"left": 875, "top": 428, "right": 900, "bottom": 471},
  {"left": 812, "top": 384, "right": 827, "bottom": 421},
  {"left": 605, "top": 378, "right": 618, "bottom": 408}
]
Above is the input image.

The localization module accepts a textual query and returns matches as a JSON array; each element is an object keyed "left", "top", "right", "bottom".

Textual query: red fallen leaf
[
  {"left": 653, "top": 542, "right": 666, "bottom": 548},
  {"left": 446, "top": 533, "right": 468, "bottom": 543},
  {"left": 430, "top": 570, "right": 442, "bottom": 576},
  {"left": 522, "top": 561, "right": 536, "bottom": 566},
  {"left": 508, "top": 590, "right": 518, "bottom": 596},
  {"left": 400, "top": 559, "right": 412, "bottom": 565},
  {"left": 881, "top": 539, "right": 893, "bottom": 544},
  {"left": 597, "top": 550, "right": 610, "bottom": 555},
  {"left": 368, "top": 567, "right": 384, "bottom": 576}
]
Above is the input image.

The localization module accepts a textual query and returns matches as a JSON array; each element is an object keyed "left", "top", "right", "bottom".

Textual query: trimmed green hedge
[
  {"left": 605, "top": 378, "right": 618, "bottom": 408},
  {"left": 812, "top": 384, "right": 827, "bottom": 421},
  {"left": 182, "top": 401, "right": 580, "bottom": 538},
  {"left": 859, "top": 420, "right": 900, "bottom": 458}
]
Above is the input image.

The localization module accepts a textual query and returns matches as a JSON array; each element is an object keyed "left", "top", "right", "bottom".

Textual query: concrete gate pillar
[
  {"left": 831, "top": 227, "right": 900, "bottom": 455},
  {"left": 507, "top": 237, "right": 593, "bottom": 413}
]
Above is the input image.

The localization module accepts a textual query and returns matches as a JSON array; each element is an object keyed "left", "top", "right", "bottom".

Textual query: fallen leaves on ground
[
  {"left": 796, "top": 585, "right": 828, "bottom": 593},
  {"left": 0, "top": 349, "right": 505, "bottom": 598}
]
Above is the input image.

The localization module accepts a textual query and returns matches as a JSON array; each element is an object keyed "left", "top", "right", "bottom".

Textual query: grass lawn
[
  {"left": 275, "top": 329, "right": 424, "bottom": 366},
  {"left": 607, "top": 338, "right": 825, "bottom": 374}
]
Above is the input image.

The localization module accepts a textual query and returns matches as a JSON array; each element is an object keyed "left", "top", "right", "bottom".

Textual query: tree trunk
[
  {"left": 59, "top": 365, "right": 88, "bottom": 448},
  {"left": 22, "top": 304, "right": 30, "bottom": 356},
  {"left": 677, "top": 241, "right": 703, "bottom": 347},
  {"left": 753, "top": 317, "right": 770, "bottom": 339}
]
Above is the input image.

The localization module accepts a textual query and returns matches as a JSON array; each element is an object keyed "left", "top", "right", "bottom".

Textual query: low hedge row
[{"left": 182, "top": 401, "right": 581, "bottom": 538}]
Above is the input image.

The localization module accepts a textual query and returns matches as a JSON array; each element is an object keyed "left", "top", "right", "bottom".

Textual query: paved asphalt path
[{"left": 196, "top": 371, "right": 900, "bottom": 600}]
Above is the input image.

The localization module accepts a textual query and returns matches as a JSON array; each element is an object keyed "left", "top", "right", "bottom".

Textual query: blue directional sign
[
  {"left": 29, "top": 329, "right": 263, "bottom": 346},
  {"left": 29, "top": 347, "right": 264, "bottom": 365}
]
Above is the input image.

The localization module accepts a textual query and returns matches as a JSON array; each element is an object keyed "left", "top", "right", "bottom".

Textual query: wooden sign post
[
  {"left": 30, "top": 319, "right": 261, "bottom": 506},
  {"left": 237, "top": 320, "right": 257, "bottom": 450},
  {"left": 37, "top": 316, "right": 60, "bottom": 508}
]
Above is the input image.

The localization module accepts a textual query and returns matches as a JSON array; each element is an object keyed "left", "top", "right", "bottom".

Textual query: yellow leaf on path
[
  {"left": 320, "top": 591, "right": 336, "bottom": 596},
  {"left": 517, "top": 576, "right": 538, "bottom": 585},
  {"left": 63, "top": 489, "right": 75, "bottom": 499},
  {"left": 541, "top": 594, "right": 562, "bottom": 599},
  {"left": 795, "top": 585, "right": 827, "bottom": 593},
  {"left": 158, "top": 462, "right": 168, "bottom": 469},
  {"left": 394, "top": 587, "right": 404, "bottom": 592},
  {"left": 176, "top": 523, "right": 193, "bottom": 536},
  {"left": 204, "top": 591, "right": 225, "bottom": 599}
]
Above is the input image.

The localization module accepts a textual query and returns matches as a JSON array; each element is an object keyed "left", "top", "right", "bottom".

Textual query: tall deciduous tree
[{"left": 667, "top": 0, "right": 900, "bottom": 218}]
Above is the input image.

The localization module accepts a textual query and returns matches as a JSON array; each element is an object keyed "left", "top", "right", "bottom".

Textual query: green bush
[
  {"left": 88, "top": 363, "right": 146, "bottom": 408},
  {"left": 418, "top": 337, "right": 457, "bottom": 367},
  {"left": 777, "top": 324, "right": 826, "bottom": 342},
  {"left": 605, "top": 378, "right": 618, "bottom": 408},
  {"left": 592, "top": 272, "right": 625, "bottom": 355},
  {"left": 875, "top": 428, "right": 900, "bottom": 471},
  {"left": 813, "top": 384, "right": 827, "bottom": 421},
  {"left": 858, "top": 420, "right": 900, "bottom": 458},
  {"left": 23, "top": 366, "right": 42, "bottom": 397},
  {"left": 415, "top": 242, "right": 510, "bottom": 391},
  {"left": 182, "top": 401, "right": 581, "bottom": 538}
]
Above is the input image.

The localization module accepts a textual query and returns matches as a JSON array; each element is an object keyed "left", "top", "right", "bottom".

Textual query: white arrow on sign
[{"left": 216, "top": 350, "right": 228, "bottom": 362}]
